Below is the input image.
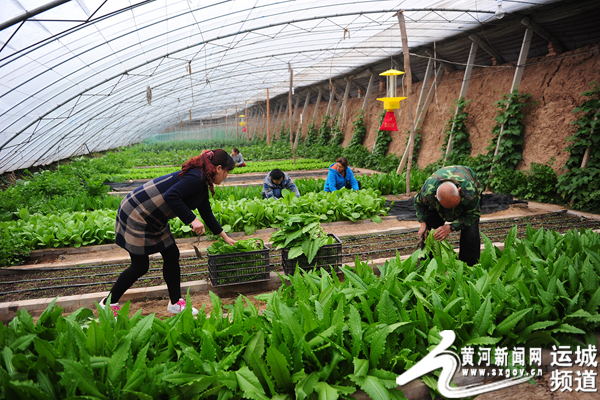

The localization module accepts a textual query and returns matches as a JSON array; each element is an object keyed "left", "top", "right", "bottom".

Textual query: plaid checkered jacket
[{"left": 115, "top": 169, "right": 221, "bottom": 255}]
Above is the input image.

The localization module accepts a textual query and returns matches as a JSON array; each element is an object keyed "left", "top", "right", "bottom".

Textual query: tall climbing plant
[
  {"left": 371, "top": 110, "right": 392, "bottom": 159},
  {"left": 557, "top": 81, "right": 600, "bottom": 212},
  {"left": 488, "top": 89, "right": 536, "bottom": 171},
  {"left": 442, "top": 97, "right": 472, "bottom": 164},
  {"left": 563, "top": 81, "right": 600, "bottom": 170},
  {"left": 305, "top": 120, "right": 319, "bottom": 146},
  {"left": 348, "top": 111, "right": 367, "bottom": 147},
  {"left": 330, "top": 116, "right": 344, "bottom": 146}
]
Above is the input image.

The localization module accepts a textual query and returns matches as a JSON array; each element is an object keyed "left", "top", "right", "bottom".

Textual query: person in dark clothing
[
  {"left": 262, "top": 168, "right": 300, "bottom": 199},
  {"left": 230, "top": 147, "right": 246, "bottom": 167},
  {"left": 100, "top": 149, "right": 236, "bottom": 316},
  {"left": 414, "top": 165, "right": 482, "bottom": 266}
]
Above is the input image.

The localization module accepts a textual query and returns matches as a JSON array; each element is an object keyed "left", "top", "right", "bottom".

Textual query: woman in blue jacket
[{"left": 324, "top": 157, "right": 360, "bottom": 192}]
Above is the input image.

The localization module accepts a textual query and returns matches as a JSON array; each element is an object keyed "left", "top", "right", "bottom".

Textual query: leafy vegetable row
[
  {"left": 2, "top": 189, "right": 387, "bottom": 253},
  {"left": 211, "top": 188, "right": 387, "bottom": 235},
  {"left": 1, "top": 226, "right": 599, "bottom": 400},
  {"left": 112, "top": 159, "right": 330, "bottom": 181}
]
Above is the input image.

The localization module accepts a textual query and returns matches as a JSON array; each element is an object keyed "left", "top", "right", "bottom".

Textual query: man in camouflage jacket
[{"left": 415, "top": 165, "right": 482, "bottom": 266}]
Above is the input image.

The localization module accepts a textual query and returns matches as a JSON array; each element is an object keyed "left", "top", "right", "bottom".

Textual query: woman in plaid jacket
[{"left": 101, "top": 149, "right": 236, "bottom": 316}]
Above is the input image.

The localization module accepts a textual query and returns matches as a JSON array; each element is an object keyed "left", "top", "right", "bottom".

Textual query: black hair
[
  {"left": 180, "top": 149, "right": 235, "bottom": 195},
  {"left": 336, "top": 157, "right": 348, "bottom": 169},
  {"left": 270, "top": 169, "right": 284, "bottom": 181}
]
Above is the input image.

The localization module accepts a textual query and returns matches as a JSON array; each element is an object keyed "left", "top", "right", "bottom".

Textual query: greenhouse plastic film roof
[{"left": 0, "top": 0, "right": 556, "bottom": 173}]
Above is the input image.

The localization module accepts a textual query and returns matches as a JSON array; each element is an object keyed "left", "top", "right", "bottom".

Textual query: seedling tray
[
  {"left": 282, "top": 234, "right": 342, "bottom": 275},
  {"left": 207, "top": 244, "right": 270, "bottom": 287}
]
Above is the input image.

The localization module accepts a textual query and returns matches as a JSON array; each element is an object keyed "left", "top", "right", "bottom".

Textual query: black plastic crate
[
  {"left": 282, "top": 234, "right": 342, "bottom": 275},
  {"left": 207, "top": 243, "right": 270, "bottom": 287}
]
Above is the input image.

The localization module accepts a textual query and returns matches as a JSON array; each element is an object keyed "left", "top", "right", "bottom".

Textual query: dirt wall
[{"left": 284, "top": 44, "right": 600, "bottom": 173}]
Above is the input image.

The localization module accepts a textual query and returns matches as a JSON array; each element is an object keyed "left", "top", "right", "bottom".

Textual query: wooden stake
[
  {"left": 289, "top": 63, "right": 296, "bottom": 163},
  {"left": 313, "top": 88, "right": 322, "bottom": 121},
  {"left": 580, "top": 111, "right": 598, "bottom": 169},
  {"left": 362, "top": 71, "right": 375, "bottom": 112},
  {"left": 490, "top": 27, "right": 533, "bottom": 178},
  {"left": 444, "top": 41, "right": 478, "bottom": 165},
  {"left": 325, "top": 87, "right": 335, "bottom": 117},
  {"left": 296, "top": 90, "right": 311, "bottom": 148},
  {"left": 396, "top": 11, "right": 417, "bottom": 195},
  {"left": 415, "top": 63, "right": 445, "bottom": 132},
  {"left": 267, "top": 89, "right": 270, "bottom": 146}
]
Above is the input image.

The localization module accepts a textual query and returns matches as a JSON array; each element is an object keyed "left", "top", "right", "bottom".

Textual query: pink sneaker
[
  {"left": 167, "top": 298, "right": 198, "bottom": 316},
  {"left": 100, "top": 297, "right": 120, "bottom": 318}
]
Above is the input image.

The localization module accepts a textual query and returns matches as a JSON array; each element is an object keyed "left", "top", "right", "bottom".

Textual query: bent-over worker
[{"left": 415, "top": 165, "right": 482, "bottom": 266}]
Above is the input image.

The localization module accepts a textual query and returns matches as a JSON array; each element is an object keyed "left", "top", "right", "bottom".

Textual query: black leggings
[
  {"left": 108, "top": 245, "right": 181, "bottom": 304},
  {"left": 424, "top": 207, "right": 481, "bottom": 266}
]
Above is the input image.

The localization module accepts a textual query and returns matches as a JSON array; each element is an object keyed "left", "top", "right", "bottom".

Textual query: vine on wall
[
  {"left": 488, "top": 89, "right": 536, "bottom": 171},
  {"left": 557, "top": 81, "right": 600, "bottom": 213},
  {"left": 347, "top": 111, "right": 367, "bottom": 148},
  {"left": 316, "top": 115, "right": 331, "bottom": 146},
  {"left": 330, "top": 116, "right": 344, "bottom": 146},
  {"left": 305, "top": 120, "right": 318, "bottom": 146},
  {"left": 371, "top": 110, "right": 392, "bottom": 160},
  {"left": 441, "top": 97, "right": 472, "bottom": 164}
]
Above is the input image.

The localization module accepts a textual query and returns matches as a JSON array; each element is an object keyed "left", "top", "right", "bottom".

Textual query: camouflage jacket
[{"left": 414, "top": 165, "right": 482, "bottom": 230}]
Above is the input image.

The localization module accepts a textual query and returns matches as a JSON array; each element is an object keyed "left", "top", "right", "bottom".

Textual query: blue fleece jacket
[{"left": 324, "top": 163, "right": 359, "bottom": 192}]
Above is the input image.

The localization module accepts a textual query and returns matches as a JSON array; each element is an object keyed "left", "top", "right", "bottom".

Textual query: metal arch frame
[
  {"left": 1, "top": 0, "right": 160, "bottom": 62},
  {"left": 0, "top": 0, "right": 72, "bottom": 31},
  {"left": 12, "top": 55, "right": 364, "bottom": 170},
  {"left": 2, "top": 62, "right": 308, "bottom": 170},
  {"left": 1, "top": 6, "right": 476, "bottom": 120},
  {"left": 1, "top": 36, "right": 394, "bottom": 154},
  {"left": 15, "top": 43, "right": 388, "bottom": 158},
  {"left": 0, "top": 14, "right": 410, "bottom": 135},
  {"left": 0, "top": 6, "right": 498, "bottom": 172},
  {"left": 0, "top": 19, "right": 448, "bottom": 153}
]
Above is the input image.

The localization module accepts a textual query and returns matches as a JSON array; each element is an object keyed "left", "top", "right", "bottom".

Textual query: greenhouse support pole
[
  {"left": 331, "top": 80, "right": 349, "bottom": 123},
  {"left": 396, "top": 10, "right": 417, "bottom": 196},
  {"left": 339, "top": 79, "right": 352, "bottom": 127},
  {"left": 580, "top": 111, "right": 598, "bottom": 169},
  {"left": 362, "top": 70, "right": 375, "bottom": 112},
  {"left": 289, "top": 63, "right": 296, "bottom": 163},
  {"left": 270, "top": 102, "right": 280, "bottom": 138},
  {"left": 444, "top": 41, "right": 478, "bottom": 165},
  {"left": 245, "top": 103, "right": 249, "bottom": 142},
  {"left": 415, "top": 63, "right": 445, "bottom": 131},
  {"left": 259, "top": 108, "right": 266, "bottom": 140},
  {"left": 296, "top": 90, "right": 311, "bottom": 148},
  {"left": 225, "top": 110, "right": 228, "bottom": 140},
  {"left": 235, "top": 105, "right": 238, "bottom": 139},
  {"left": 469, "top": 34, "right": 506, "bottom": 64},
  {"left": 248, "top": 110, "right": 253, "bottom": 141},
  {"left": 281, "top": 103, "right": 289, "bottom": 133},
  {"left": 397, "top": 142, "right": 410, "bottom": 177},
  {"left": 274, "top": 103, "right": 283, "bottom": 137},
  {"left": 267, "top": 89, "right": 271, "bottom": 146},
  {"left": 291, "top": 96, "right": 301, "bottom": 134},
  {"left": 416, "top": 57, "right": 433, "bottom": 123},
  {"left": 490, "top": 27, "right": 533, "bottom": 177},
  {"left": 325, "top": 88, "right": 335, "bottom": 117},
  {"left": 313, "top": 88, "right": 323, "bottom": 121}
]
